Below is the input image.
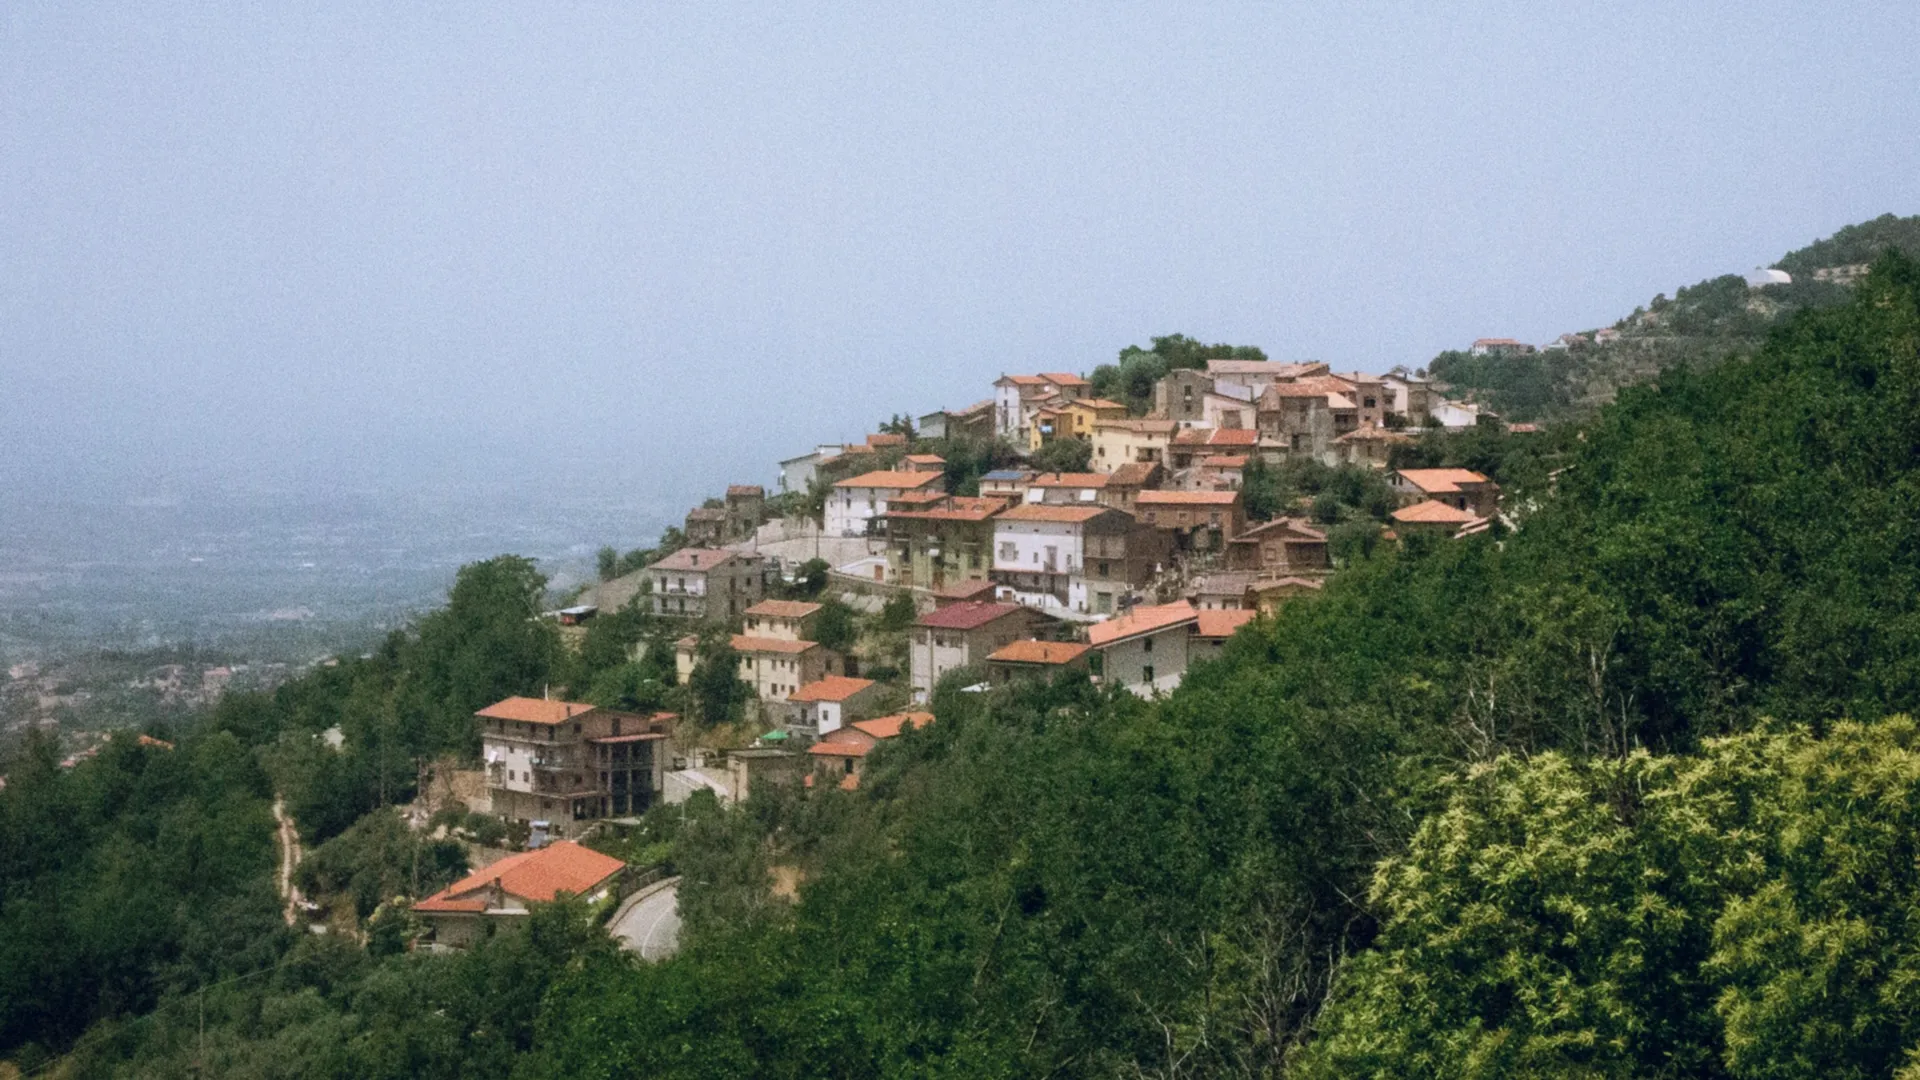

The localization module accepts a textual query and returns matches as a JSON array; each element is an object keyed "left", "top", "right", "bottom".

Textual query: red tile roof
[
  {"left": 905, "top": 454, "right": 947, "bottom": 465},
  {"left": 834, "top": 470, "right": 946, "bottom": 490},
  {"left": 1394, "top": 468, "right": 1491, "bottom": 494},
  {"left": 1137, "top": 490, "right": 1241, "bottom": 506},
  {"left": 476, "top": 697, "right": 597, "bottom": 725},
  {"left": 789, "top": 675, "right": 877, "bottom": 703},
  {"left": 415, "top": 841, "right": 624, "bottom": 913},
  {"left": 745, "top": 600, "right": 823, "bottom": 619},
  {"left": 916, "top": 601, "right": 1029, "bottom": 631},
  {"left": 726, "top": 484, "right": 765, "bottom": 497},
  {"left": 1087, "top": 602, "right": 1199, "bottom": 646},
  {"left": 866, "top": 433, "right": 909, "bottom": 448},
  {"left": 853, "top": 712, "right": 933, "bottom": 738},
  {"left": 932, "top": 579, "right": 999, "bottom": 601},
  {"left": 986, "top": 640, "right": 1091, "bottom": 665},
  {"left": 1039, "top": 372, "right": 1091, "bottom": 386},
  {"left": 1073, "top": 397, "right": 1129, "bottom": 411},
  {"left": 996, "top": 504, "right": 1112, "bottom": 523},
  {"left": 1195, "top": 609, "right": 1258, "bottom": 639},
  {"left": 731, "top": 634, "right": 820, "bottom": 656},
  {"left": 1094, "top": 417, "right": 1177, "bottom": 434},
  {"left": 1172, "top": 427, "right": 1260, "bottom": 448},
  {"left": 1391, "top": 499, "right": 1478, "bottom": 524},
  {"left": 1108, "top": 462, "right": 1160, "bottom": 486}
]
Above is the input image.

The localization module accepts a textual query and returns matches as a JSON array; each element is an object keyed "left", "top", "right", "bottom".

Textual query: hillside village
[{"left": 460, "top": 358, "right": 1526, "bottom": 858}]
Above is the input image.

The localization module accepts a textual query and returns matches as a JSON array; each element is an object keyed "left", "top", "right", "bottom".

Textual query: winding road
[
  {"left": 608, "top": 878, "right": 682, "bottom": 961},
  {"left": 273, "top": 797, "right": 305, "bottom": 927}
]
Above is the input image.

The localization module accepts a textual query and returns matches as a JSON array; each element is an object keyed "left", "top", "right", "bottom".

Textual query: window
[
  {"left": 1143, "top": 664, "right": 1155, "bottom": 684},
  {"left": 1142, "top": 636, "right": 1153, "bottom": 653},
  {"left": 1099, "top": 561, "right": 1110, "bottom": 577},
  {"left": 999, "top": 541, "right": 1017, "bottom": 561}
]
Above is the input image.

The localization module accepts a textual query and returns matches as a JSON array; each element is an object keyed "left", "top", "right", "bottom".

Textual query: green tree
[
  {"left": 811, "top": 599, "right": 858, "bottom": 654},
  {"left": 1028, "top": 436, "right": 1092, "bottom": 473}
]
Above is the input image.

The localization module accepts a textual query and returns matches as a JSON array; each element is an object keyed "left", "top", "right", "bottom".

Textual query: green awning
[{"left": 759, "top": 730, "right": 790, "bottom": 742}]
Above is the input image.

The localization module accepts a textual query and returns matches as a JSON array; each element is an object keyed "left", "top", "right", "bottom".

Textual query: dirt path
[{"left": 273, "top": 797, "right": 305, "bottom": 927}]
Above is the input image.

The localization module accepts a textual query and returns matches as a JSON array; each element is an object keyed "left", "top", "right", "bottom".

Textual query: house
[
  {"left": 902, "top": 454, "right": 946, "bottom": 473},
  {"left": 994, "top": 373, "right": 1091, "bottom": 441},
  {"left": 979, "top": 469, "right": 1036, "bottom": 501},
  {"left": 1152, "top": 369, "right": 1214, "bottom": 424},
  {"left": 1430, "top": 400, "right": 1492, "bottom": 430},
  {"left": 918, "top": 399, "right": 994, "bottom": 442},
  {"left": 725, "top": 747, "right": 802, "bottom": 803},
  {"left": 683, "top": 506, "right": 726, "bottom": 546},
  {"left": 826, "top": 469, "right": 945, "bottom": 537},
  {"left": 1469, "top": 338, "right": 1535, "bottom": 356},
  {"left": 1207, "top": 359, "right": 1329, "bottom": 400},
  {"left": 1191, "top": 608, "right": 1258, "bottom": 662},
  {"left": 724, "top": 485, "right": 766, "bottom": 540},
  {"left": 1380, "top": 374, "right": 1436, "bottom": 426},
  {"left": 1189, "top": 571, "right": 1259, "bottom": 610},
  {"left": 1091, "top": 418, "right": 1177, "bottom": 472},
  {"left": 1255, "top": 379, "right": 1360, "bottom": 461},
  {"left": 1187, "top": 454, "right": 1249, "bottom": 492},
  {"left": 778, "top": 449, "right": 825, "bottom": 494},
  {"left": 1200, "top": 390, "right": 1257, "bottom": 431},
  {"left": 1226, "top": 517, "right": 1330, "bottom": 576},
  {"left": 673, "top": 635, "right": 699, "bottom": 685},
  {"left": 647, "top": 548, "right": 767, "bottom": 621},
  {"left": 1026, "top": 471, "right": 1110, "bottom": 507},
  {"left": 1332, "top": 424, "right": 1414, "bottom": 468},
  {"left": 1030, "top": 397, "right": 1130, "bottom": 450},
  {"left": 910, "top": 602, "right": 1047, "bottom": 700},
  {"left": 743, "top": 599, "right": 823, "bottom": 640},
  {"left": 1391, "top": 468, "right": 1500, "bottom": 516},
  {"left": 1390, "top": 499, "right": 1480, "bottom": 534},
  {"left": 1594, "top": 328, "right": 1622, "bottom": 346},
  {"left": 416, "top": 841, "right": 627, "bottom": 949},
  {"left": 788, "top": 675, "right": 886, "bottom": 738},
  {"left": 1086, "top": 602, "right": 1200, "bottom": 696},
  {"left": 992, "top": 504, "right": 1163, "bottom": 614},
  {"left": 884, "top": 495, "right": 1007, "bottom": 591},
  {"left": 1104, "top": 461, "right": 1164, "bottom": 516},
  {"left": 478, "top": 697, "right": 669, "bottom": 837},
  {"left": 1329, "top": 372, "right": 1390, "bottom": 429},
  {"left": 985, "top": 639, "right": 1092, "bottom": 686},
  {"left": 1135, "top": 490, "right": 1245, "bottom": 553},
  {"left": 865, "top": 432, "right": 909, "bottom": 451},
  {"left": 1251, "top": 575, "right": 1325, "bottom": 613},
  {"left": 805, "top": 712, "right": 933, "bottom": 790},
  {"left": 1167, "top": 427, "right": 1260, "bottom": 469},
  {"left": 733, "top": 635, "right": 843, "bottom": 712}
]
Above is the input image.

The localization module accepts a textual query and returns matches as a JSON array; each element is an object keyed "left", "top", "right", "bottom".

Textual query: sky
[{"left": 4, "top": 2, "right": 1917, "bottom": 507}]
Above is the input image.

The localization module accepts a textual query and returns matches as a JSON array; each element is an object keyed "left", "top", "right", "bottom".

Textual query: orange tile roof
[
  {"left": 807, "top": 737, "right": 873, "bottom": 758},
  {"left": 1200, "top": 454, "right": 1249, "bottom": 468},
  {"left": 998, "top": 374, "right": 1049, "bottom": 385},
  {"left": 866, "top": 433, "right": 909, "bottom": 448},
  {"left": 1028, "top": 472, "right": 1110, "bottom": 488},
  {"left": 1173, "top": 427, "right": 1259, "bottom": 448},
  {"left": 1195, "top": 609, "right": 1258, "bottom": 639},
  {"left": 986, "top": 640, "right": 1091, "bottom": 665},
  {"left": 887, "top": 489, "right": 950, "bottom": 507},
  {"left": 415, "top": 841, "right": 624, "bottom": 912},
  {"left": 905, "top": 454, "right": 947, "bottom": 464},
  {"left": 932, "top": 579, "right": 999, "bottom": 601},
  {"left": 476, "top": 696, "right": 597, "bottom": 725},
  {"left": 1391, "top": 499, "right": 1478, "bottom": 524},
  {"left": 852, "top": 711, "right": 933, "bottom": 739},
  {"left": 789, "top": 675, "right": 877, "bottom": 703},
  {"left": 1394, "top": 468, "right": 1490, "bottom": 494},
  {"left": 745, "top": 600, "right": 823, "bottom": 619},
  {"left": 1137, "top": 490, "right": 1241, "bottom": 506},
  {"left": 834, "top": 470, "right": 946, "bottom": 490},
  {"left": 726, "top": 484, "right": 765, "bottom": 497},
  {"left": 1039, "top": 371, "right": 1091, "bottom": 386},
  {"left": 996, "top": 504, "right": 1112, "bottom": 523},
  {"left": 1094, "top": 418, "right": 1177, "bottom": 434},
  {"left": 1087, "top": 602, "right": 1199, "bottom": 646},
  {"left": 731, "top": 634, "right": 820, "bottom": 656},
  {"left": 1072, "top": 397, "right": 1129, "bottom": 411}
]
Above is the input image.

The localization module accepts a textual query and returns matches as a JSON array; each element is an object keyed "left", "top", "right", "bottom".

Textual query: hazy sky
[{"left": 4, "top": 2, "right": 1917, "bottom": 505}]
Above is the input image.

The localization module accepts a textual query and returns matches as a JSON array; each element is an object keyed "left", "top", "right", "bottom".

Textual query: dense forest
[{"left": 4, "top": 249, "right": 1920, "bottom": 1077}]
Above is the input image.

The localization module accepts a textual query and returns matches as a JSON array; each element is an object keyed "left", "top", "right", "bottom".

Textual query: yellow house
[
  {"left": 1090, "top": 417, "right": 1177, "bottom": 473},
  {"left": 1030, "top": 398, "right": 1131, "bottom": 451}
]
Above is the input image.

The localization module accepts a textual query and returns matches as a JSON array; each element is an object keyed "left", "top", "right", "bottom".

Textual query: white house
[
  {"left": 991, "top": 504, "right": 1106, "bottom": 612},
  {"left": 1206, "top": 359, "right": 1328, "bottom": 401},
  {"left": 787, "top": 676, "right": 885, "bottom": 738},
  {"left": 826, "top": 470, "right": 944, "bottom": 538},
  {"left": 1086, "top": 602, "right": 1200, "bottom": 696},
  {"left": 993, "top": 373, "right": 1090, "bottom": 441}
]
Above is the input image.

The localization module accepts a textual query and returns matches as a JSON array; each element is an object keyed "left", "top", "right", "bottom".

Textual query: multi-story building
[
  {"left": 910, "top": 601, "right": 1047, "bottom": 700},
  {"left": 884, "top": 495, "right": 1006, "bottom": 591},
  {"left": 825, "top": 469, "right": 945, "bottom": 537},
  {"left": 979, "top": 469, "right": 1036, "bottom": 502},
  {"left": 1207, "top": 359, "right": 1328, "bottom": 401},
  {"left": 1381, "top": 373, "right": 1436, "bottom": 426},
  {"left": 1086, "top": 602, "right": 1201, "bottom": 696},
  {"left": 724, "top": 485, "right": 766, "bottom": 540},
  {"left": 478, "top": 696, "right": 669, "bottom": 838},
  {"left": 1391, "top": 469, "right": 1501, "bottom": 517},
  {"left": 993, "top": 373, "right": 1091, "bottom": 442},
  {"left": 742, "top": 599, "right": 822, "bottom": 640},
  {"left": 1091, "top": 418, "right": 1176, "bottom": 473},
  {"left": 733, "top": 635, "right": 843, "bottom": 709},
  {"left": 646, "top": 548, "right": 767, "bottom": 621},
  {"left": 788, "top": 675, "right": 886, "bottom": 738},
  {"left": 1226, "top": 517, "right": 1331, "bottom": 577},
  {"left": 1030, "top": 397, "right": 1129, "bottom": 450},
  {"left": 1135, "top": 490, "right": 1245, "bottom": 553},
  {"left": 1167, "top": 427, "right": 1260, "bottom": 470},
  {"left": 991, "top": 504, "right": 1165, "bottom": 614},
  {"left": 1104, "top": 461, "right": 1163, "bottom": 516},
  {"left": 1152, "top": 369, "right": 1214, "bottom": 425}
]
